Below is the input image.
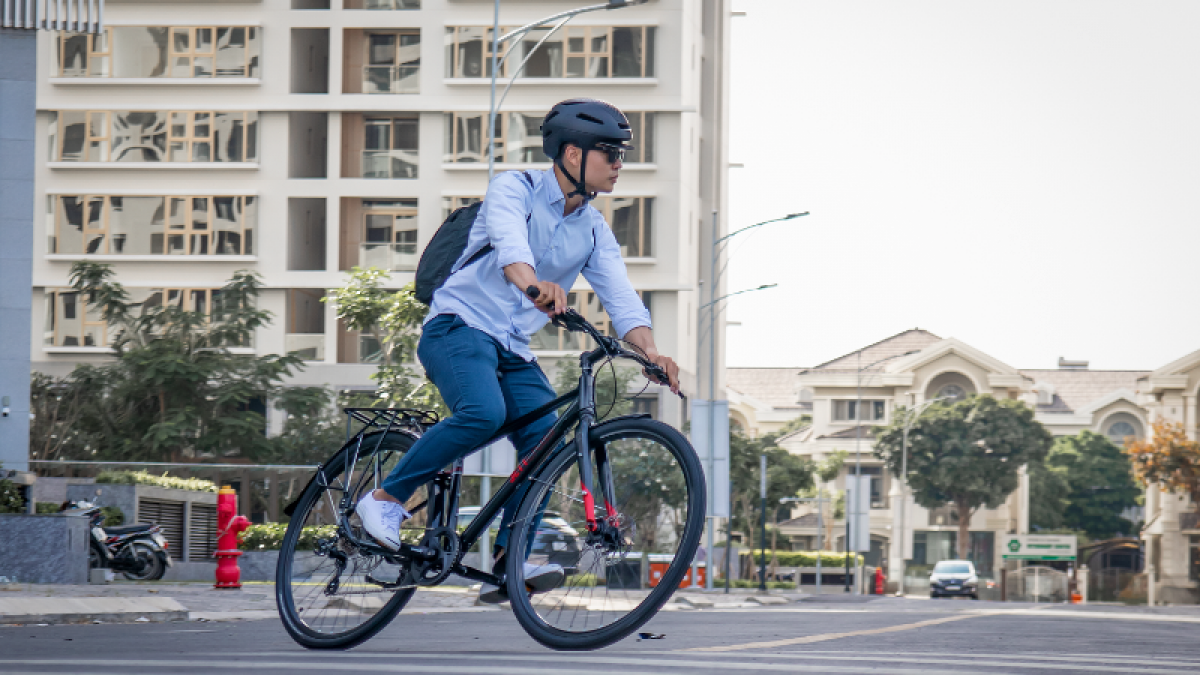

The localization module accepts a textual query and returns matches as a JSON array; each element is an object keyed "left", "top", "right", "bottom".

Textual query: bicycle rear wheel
[
  {"left": 276, "top": 430, "right": 423, "bottom": 649},
  {"left": 506, "top": 417, "right": 705, "bottom": 650}
]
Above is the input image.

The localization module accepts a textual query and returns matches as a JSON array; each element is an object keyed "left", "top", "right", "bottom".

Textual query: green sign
[{"left": 1001, "top": 534, "right": 1076, "bottom": 561}]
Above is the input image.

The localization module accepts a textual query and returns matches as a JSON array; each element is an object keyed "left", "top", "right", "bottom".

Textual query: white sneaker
[
  {"left": 356, "top": 492, "right": 410, "bottom": 551},
  {"left": 478, "top": 562, "right": 565, "bottom": 604}
]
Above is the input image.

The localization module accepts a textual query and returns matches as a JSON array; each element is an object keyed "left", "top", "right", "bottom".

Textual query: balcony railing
[
  {"left": 285, "top": 333, "right": 325, "bottom": 361},
  {"left": 359, "top": 242, "right": 417, "bottom": 271},
  {"left": 362, "top": 149, "right": 418, "bottom": 178},
  {"left": 363, "top": 65, "right": 419, "bottom": 94}
]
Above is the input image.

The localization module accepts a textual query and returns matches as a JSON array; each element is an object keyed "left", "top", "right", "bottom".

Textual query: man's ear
[{"left": 562, "top": 144, "right": 581, "bottom": 168}]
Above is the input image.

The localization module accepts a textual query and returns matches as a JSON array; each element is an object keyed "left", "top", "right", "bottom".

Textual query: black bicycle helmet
[{"left": 541, "top": 99, "right": 633, "bottom": 202}]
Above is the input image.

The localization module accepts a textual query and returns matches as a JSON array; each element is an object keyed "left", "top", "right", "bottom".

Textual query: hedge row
[
  {"left": 95, "top": 470, "right": 218, "bottom": 493},
  {"left": 240, "top": 523, "right": 425, "bottom": 551},
  {"left": 740, "top": 550, "right": 864, "bottom": 567}
]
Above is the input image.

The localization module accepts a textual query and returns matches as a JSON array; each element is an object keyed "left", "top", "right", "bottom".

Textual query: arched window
[
  {"left": 937, "top": 384, "right": 967, "bottom": 402},
  {"left": 1107, "top": 421, "right": 1137, "bottom": 445}
]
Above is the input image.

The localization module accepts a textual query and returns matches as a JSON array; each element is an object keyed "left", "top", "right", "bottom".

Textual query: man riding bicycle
[{"left": 357, "top": 98, "right": 681, "bottom": 604}]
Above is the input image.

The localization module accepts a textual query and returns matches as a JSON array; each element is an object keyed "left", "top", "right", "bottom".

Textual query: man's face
[{"left": 563, "top": 144, "right": 624, "bottom": 194}]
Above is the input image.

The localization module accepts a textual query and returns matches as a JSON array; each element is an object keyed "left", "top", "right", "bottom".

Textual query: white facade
[
  {"left": 730, "top": 331, "right": 1196, "bottom": 599},
  {"left": 30, "top": 0, "right": 734, "bottom": 430}
]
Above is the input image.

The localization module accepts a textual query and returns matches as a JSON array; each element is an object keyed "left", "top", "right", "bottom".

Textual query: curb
[{"left": 0, "top": 597, "right": 189, "bottom": 625}]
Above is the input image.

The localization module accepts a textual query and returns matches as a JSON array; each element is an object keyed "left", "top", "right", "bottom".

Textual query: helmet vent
[{"left": 577, "top": 113, "right": 604, "bottom": 125}]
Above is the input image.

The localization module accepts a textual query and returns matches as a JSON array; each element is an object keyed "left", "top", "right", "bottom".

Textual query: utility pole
[{"left": 759, "top": 453, "right": 767, "bottom": 593}]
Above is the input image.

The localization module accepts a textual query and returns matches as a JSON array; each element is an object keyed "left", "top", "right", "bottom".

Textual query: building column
[
  {"left": 0, "top": 30, "right": 36, "bottom": 472},
  {"left": 888, "top": 481, "right": 905, "bottom": 592}
]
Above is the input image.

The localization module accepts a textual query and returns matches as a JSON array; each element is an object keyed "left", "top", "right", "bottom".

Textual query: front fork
[{"left": 576, "top": 359, "right": 621, "bottom": 538}]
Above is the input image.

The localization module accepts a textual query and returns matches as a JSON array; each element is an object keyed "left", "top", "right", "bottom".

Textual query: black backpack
[{"left": 414, "top": 171, "right": 534, "bottom": 306}]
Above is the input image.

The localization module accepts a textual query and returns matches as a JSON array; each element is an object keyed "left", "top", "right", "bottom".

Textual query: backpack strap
[{"left": 460, "top": 171, "right": 536, "bottom": 269}]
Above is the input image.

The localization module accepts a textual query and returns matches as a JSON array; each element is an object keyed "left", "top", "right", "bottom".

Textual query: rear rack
[{"left": 343, "top": 407, "right": 440, "bottom": 443}]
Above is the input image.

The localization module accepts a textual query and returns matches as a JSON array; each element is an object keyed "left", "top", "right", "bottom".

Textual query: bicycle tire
[
  {"left": 506, "top": 416, "right": 706, "bottom": 650},
  {"left": 276, "top": 430, "right": 419, "bottom": 650}
]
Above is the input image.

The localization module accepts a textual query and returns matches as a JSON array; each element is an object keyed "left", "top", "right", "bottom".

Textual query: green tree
[
  {"left": 49, "top": 262, "right": 302, "bottom": 462},
  {"left": 728, "top": 430, "right": 816, "bottom": 555},
  {"left": 1028, "top": 458, "right": 1069, "bottom": 531},
  {"left": 874, "top": 396, "right": 1053, "bottom": 559},
  {"left": 1046, "top": 431, "right": 1140, "bottom": 539},
  {"left": 324, "top": 268, "right": 446, "bottom": 415}
]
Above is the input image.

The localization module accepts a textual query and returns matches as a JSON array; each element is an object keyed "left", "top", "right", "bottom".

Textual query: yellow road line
[{"left": 683, "top": 611, "right": 997, "bottom": 653}]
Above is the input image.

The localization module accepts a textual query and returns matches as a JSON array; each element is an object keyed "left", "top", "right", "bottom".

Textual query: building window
[
  {"left": 362, "top": 115, "right": 419, "bottom": 178},
  {"left": 48, "top": 195, "right": 256, "bottom": 256},
  {"left": 363, "top": 31, "right": 420, "bottom": 94},
  {"left": 58, "top": 27, "right": 261, "bottom": 79},
  {"left": 937, "top": 384, "right": 967, "bottom": 402},
  {"left": 442, "top": 196, "right": 482, "bottom": 220},
  {"left": 856, "top": 466, "right": 886, "bottom": 509},
  {"left": 444, "top": 111, "right": 654, "bottom": 164},
  {"left": 50, "top": 111, "right": 257, "bottom": 163},
  {"left": 445, "top": 26, "right": 654, "bottom": 79},
  {"left": 360, "top": 200, "right": 418, "bottom": 271},
  {"left": 832, "top": 399, "right": 886, "bottom": 422},
  {"left": 44, "top": 286, "right": 234, "bottom": 348},
  {"left": 1190, "top": 536, "right": 1200, "bottom": 582},
  {"left": 927, "top": 506, "right": 959, "bottom": 527},
  {"left": 1106, "top": 418, "right": 1141, "bottom": 446},
  {"left": 910, "top": 530, "right": 993, "bottom": 576},
  {"left": 530, "top": 291, "right": 650, "bottom": 352},
  {"left": 345, "top": 0, "right": 419, "bottom": 8},
  {"left": 593, "top": 196, "right": 653, "bottom": 258}
]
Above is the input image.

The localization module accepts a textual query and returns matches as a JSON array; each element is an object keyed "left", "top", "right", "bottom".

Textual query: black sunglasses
[{"left": 593, "top": 143, "right": 631, "bottom": 165}]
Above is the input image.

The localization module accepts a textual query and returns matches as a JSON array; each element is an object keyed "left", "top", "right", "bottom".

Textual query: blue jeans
[{"left": 381, "top": 314, "right": 557, "bottom": 554}]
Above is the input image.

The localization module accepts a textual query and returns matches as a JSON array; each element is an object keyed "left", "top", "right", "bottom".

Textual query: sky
[{"left": 724, "top": 0, "right": 1200, "bottom": 371}]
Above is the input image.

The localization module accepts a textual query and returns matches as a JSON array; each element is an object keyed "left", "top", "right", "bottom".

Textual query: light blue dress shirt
[{"left": 426, "top": 168, "right": 652, "bottom": 362}]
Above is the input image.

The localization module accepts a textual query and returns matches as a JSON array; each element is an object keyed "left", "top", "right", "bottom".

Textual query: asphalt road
[{"left": 3, "top": 597, "right": 1200, "bottom": 674}]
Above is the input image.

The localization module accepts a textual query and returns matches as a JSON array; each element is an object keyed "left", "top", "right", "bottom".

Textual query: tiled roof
[
  {"left": 778, "top": 513, "right": 820, "bottom": 528},
  {"left": 806, "top": 329, "right": 942, "bottom": 372},
  {"left": 817, "top": 425, "right": 881, "bottom": 440},
  {"left": 1018, "top": 369, "right": 1150, "bottom": 414},
  {"left": 727, "top": 367, "right": 808, "bottom": 408}
]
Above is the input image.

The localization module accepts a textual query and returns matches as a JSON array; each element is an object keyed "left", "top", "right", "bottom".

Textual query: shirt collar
[{"left": 542, "top": 167, "right": 565, "bottom": 205}]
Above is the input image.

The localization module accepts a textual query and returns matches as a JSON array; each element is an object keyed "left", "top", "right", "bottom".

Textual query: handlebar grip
[{"left": 525, "top": 285, "right": 540, "bottom": 300}]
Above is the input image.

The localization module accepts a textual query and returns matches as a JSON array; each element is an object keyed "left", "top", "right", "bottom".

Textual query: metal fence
[
  {"left": 1006, "top": 566, "right": 1069, "bottom": 603},
  {"left": 1, "top": 0, "right": 103, "bottom": 32}
]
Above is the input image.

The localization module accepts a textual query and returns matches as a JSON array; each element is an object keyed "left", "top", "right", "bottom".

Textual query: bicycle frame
[{"left": 331, "top": 344, "right": 625, "bottom": 589}]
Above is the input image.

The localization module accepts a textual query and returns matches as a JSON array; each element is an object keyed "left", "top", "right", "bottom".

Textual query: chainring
[{"left": 410, "top": 526, "right": 461, "bottom": 587}]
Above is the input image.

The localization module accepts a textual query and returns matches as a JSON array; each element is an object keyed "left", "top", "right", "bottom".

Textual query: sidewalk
[{"left": 0, "top": 580, "right": 485, "bottom": 625}]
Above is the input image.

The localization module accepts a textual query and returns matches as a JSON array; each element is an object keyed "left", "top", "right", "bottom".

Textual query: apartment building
[
  {"left": 30, "top": 0, "right": 733, "bottom": 434},
  {"left": 729, "top": 331, "right": 1199, "bottom": 600}
]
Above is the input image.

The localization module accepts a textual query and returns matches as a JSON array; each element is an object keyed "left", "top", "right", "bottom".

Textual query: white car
[{"left": 929, "top": 560, "right": 979, "bottom": 599}]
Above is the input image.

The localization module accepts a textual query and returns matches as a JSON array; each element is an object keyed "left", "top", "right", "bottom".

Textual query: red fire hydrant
[
  {"left": 874, "top": 566, "right": 885, "bottom": 595},
  {"left": 214, "top": 485, "right": 251, "bottom": 589}
]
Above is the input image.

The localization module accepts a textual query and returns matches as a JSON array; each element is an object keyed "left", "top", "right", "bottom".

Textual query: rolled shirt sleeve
[
  {"left": 582, "top": 218, "right": 653, "bottom": 338},
  {"left": 479, "top": 171, "right": 537, "bottom": 269}
]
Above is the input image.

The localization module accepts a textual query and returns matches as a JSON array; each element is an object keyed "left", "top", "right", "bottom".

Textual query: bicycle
[{"left": 275, "top": 301, "right": 706, "bottom": 651}]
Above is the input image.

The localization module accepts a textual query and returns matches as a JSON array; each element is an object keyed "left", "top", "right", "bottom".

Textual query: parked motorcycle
[{"left": 60, "top": 501, "right": 172, "bottom": 581}]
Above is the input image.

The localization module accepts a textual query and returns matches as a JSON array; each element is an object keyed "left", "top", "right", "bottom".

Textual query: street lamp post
[
  {"left": 847, "top": 348, "right": 919, "bottom": 593},
  {"left": 759, "top": 453, "right": 768, "bottom": 593},
  {"left": 700, "top": 210, "right": 807, "bottom": 591},
  {"left": 486, "top": 0, "right": 647, "bottom": 183}
]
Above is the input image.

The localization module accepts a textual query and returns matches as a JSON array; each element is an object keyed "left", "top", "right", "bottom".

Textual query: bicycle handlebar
[{"left": 525, "top": 286, "right": 680, "bottom": 396}]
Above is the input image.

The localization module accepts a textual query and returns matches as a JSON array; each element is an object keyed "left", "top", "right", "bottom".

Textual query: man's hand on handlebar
[
  {"left": 644, "top": 353, "right": 681, "bottom": 396},
  {"left": 525, "top": 281, "right": 567, "bottom": 316}
]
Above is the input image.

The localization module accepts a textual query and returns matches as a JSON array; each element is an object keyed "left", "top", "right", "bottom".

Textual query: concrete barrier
[{"left": 0, "top": 513, "right": 88, "bottom": 584}]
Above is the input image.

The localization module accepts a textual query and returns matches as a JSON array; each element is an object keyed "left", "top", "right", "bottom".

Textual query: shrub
[
  {"left": 100, "top": 506, "right": 125, "bottom": 526},
  {"left": 240, "top": 523, "right": 426, "bottom": 550},
  {"left": 36, "top": 502, "right": 60, "bottom": 514},
  {"left": 95, "top": 470, "right": 218, "bottom": 493},
  {"left": 0, "top": 479, "right": 23, "bottom": 514},
  {"left": 742, "top": 550, "right": 864, "bottom": 567}
]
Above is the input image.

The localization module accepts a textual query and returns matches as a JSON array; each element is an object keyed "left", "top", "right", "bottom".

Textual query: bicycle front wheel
[{"left": 506, "top": 416, "right": 706, "bottom": 650}]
